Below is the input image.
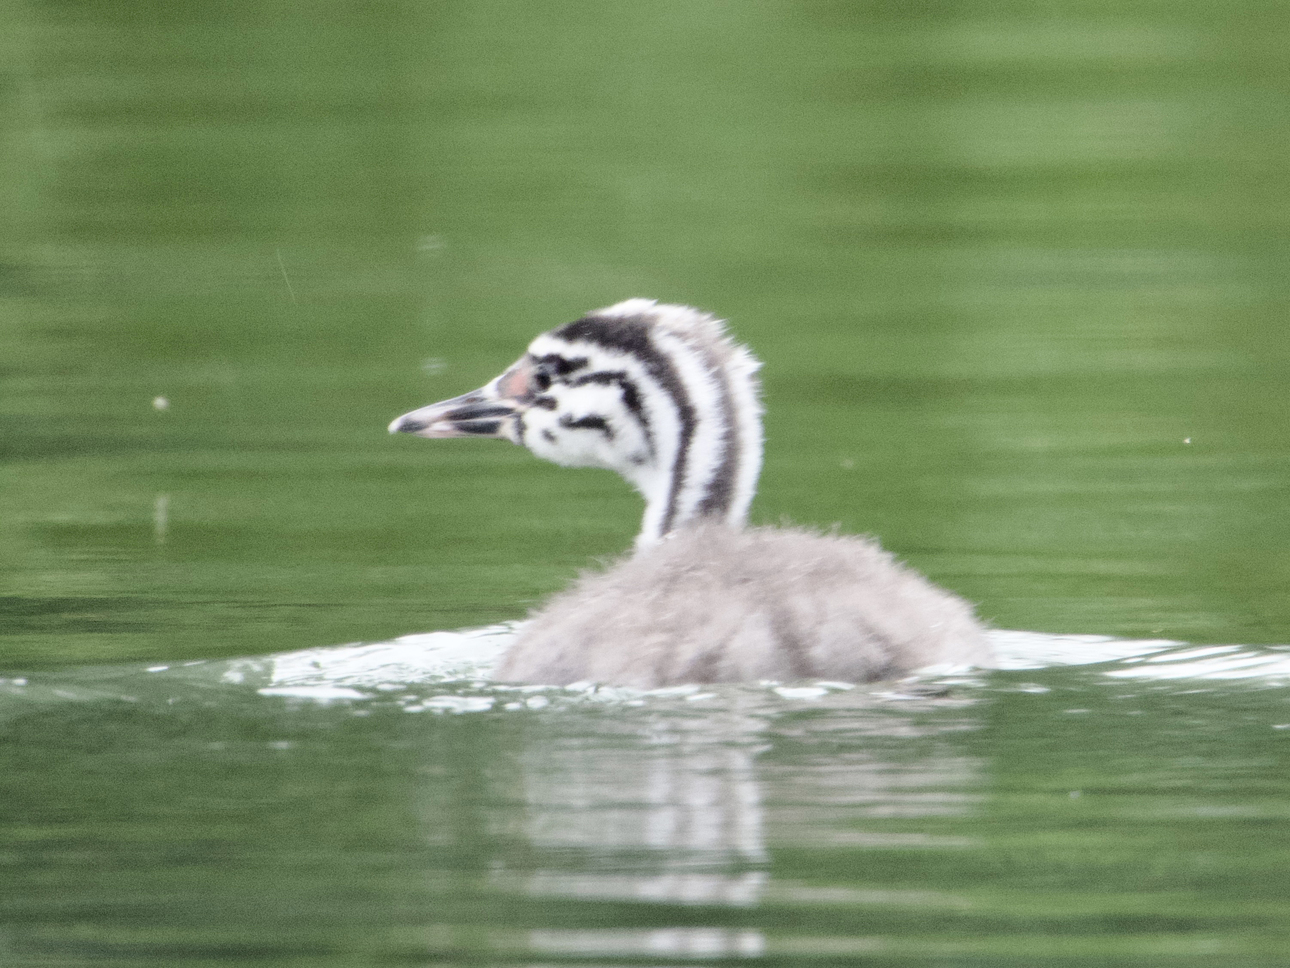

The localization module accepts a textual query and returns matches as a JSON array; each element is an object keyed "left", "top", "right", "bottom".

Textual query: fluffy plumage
[
  {"left": 390, "top": 299, "right": 989, "bottom": 687},
  {"left": 500, "top": 524, "right": 989, "bottom": 687}
]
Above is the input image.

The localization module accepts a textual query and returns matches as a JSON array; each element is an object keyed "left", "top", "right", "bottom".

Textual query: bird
[{"left": 389, "top": 299, "right": 989, "bottom": 688}]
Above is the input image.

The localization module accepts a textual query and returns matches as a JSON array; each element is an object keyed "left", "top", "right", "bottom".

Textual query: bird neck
[{"left": 628, "top": 356, "right": 764, "bottom": 549}]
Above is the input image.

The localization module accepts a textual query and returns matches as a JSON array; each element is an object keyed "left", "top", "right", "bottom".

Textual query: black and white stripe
[{"left": 524, "top": 299, "right": 763, "bottom": 545}]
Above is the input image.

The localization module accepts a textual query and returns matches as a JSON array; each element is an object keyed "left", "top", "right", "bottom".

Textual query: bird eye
[{"left": 533, "top": 370, "right": 552, "bottom": 392}]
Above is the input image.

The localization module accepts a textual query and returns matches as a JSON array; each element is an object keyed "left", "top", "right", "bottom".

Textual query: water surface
[{"left": 3, "top": 632, "right": 1290, "bottom": 965}]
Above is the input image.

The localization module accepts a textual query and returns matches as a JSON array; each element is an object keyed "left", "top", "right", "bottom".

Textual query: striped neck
[{"left": 529, "top": 300, "right": 764, "bottom": 548}]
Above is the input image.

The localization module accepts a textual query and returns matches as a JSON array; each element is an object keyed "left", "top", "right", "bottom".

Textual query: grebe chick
[{"left": 390, "top": 299, "right": 989, "bottom": 687}]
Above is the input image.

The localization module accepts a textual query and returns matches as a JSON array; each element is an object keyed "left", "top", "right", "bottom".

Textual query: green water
[
  {"left": 3, "top": 0, "right": 1290, "bottom": 963},
  {"left": 3, "top": 658, "right": 1290, "bottom": 965}
]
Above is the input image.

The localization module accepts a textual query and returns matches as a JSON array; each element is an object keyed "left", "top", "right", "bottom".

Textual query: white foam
[
  {"left": 1105, "top": 645, "right": 1290, "bottom": 681},
  {"left": 986, "top": 629, "right": 1179, "bottom": 670},
  {"left": 257, "top": 685, "right": 367, "bottom": 702},
  {"left": 245, "top": 622, "right": 520, "bottom": 689},
  {"left": 222, "top": 624, "right": 1290, "bottom": 701}
]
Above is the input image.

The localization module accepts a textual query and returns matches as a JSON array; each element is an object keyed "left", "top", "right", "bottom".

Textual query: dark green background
[{"left": 3, "top": 0, "right": 1289, "bottom": 665}]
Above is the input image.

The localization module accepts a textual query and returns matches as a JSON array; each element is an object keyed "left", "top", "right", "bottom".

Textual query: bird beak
[{"left": 388, "top": 363, "right": 530, "bottom": 442}]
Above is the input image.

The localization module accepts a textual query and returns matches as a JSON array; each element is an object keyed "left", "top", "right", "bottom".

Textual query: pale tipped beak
[{"left": 388, "top": 385, "right": 519, "bottom": 440}]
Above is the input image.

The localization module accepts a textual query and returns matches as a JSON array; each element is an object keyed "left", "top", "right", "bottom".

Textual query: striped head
[{"left": 389, "top": 299, "right": 764, "bottom": 546}]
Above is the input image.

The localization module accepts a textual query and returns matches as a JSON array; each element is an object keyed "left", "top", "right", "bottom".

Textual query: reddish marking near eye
[{"left": 497, "top": 361, "right": 533, "bottom": 399}]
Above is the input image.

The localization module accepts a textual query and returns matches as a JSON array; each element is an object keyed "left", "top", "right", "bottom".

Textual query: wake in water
[
  {"left": 3, "top": 626, "right": 1289, "bottom": 712},
  {"left": 240, "top": 626, "right": 1290, "bottom": 693}
]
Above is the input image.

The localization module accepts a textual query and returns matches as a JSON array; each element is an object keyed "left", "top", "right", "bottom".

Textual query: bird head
[{"left": 389, "top": 299, "right": 763, "bottom": 545}]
